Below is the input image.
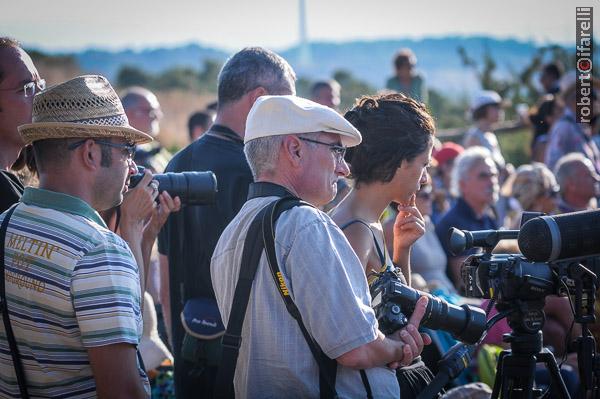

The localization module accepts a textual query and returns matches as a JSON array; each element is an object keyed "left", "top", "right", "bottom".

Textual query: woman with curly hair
[{"left": 331, "top": 93, "right": 437, "bottom": 398}]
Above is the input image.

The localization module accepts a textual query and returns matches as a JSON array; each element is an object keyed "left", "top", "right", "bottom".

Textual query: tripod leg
[
  {"left": 491, "top": 351, "right": 506, "bottom": 399},
  {"left": 498, "top": 352, "right": 538, "bottom": 399},
  {"left": 538, "top": 351, "right": 570, "bottom": 399}
]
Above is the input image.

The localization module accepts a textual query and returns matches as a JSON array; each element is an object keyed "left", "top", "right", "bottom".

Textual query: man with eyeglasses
[
  {"left": 211, "top": 96, "right": 428, "bottom": 398},
  {"left": 0, "top": 75, "right": 155, "bottom": 398},
  {"left": 0, "top": 37, "right": 45, "bottom": 213},
  {"left": 435, "top": 146, "right": 499, "bottom": 290}
]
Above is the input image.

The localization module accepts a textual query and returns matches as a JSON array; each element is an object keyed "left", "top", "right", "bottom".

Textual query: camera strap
[
  {"left": 0, "top": 204, "right": 30, "bottom": 399},
  {"left": 215, "top": 188, "right": 341, "bottom": 398}
]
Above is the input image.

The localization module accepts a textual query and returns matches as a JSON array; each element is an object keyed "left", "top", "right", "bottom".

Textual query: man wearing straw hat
[{"left": 0, "top": 75, "right": 154, "bottom": 398}]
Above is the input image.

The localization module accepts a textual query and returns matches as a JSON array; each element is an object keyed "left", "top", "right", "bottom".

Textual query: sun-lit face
[
  {"left": 298, "top": 132, "right": 350, "bottom": 207},
  {"left": 94, "top": 139, "right": 138, "bottom": 210},
  {"left": 460, "top": 158, "right": 499, "bottom": 208},
  {"left": 0, "top": 46, "right": 41, "bottom": 149},
  {"left": 390, "top": 142, "right": 433, "bottom": 204}
]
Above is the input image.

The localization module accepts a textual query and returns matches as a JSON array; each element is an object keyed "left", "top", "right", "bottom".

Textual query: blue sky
[{"left": 1, "top": 0, "right": 593, "bottom": 51}]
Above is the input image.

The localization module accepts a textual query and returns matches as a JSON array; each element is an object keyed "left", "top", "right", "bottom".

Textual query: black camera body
[
  {"left": 129, "top": 166, "right": 217, "bottom": 205},
  {"left": 370, "top": 268, "right": 486, "bottom": 344},
  {"left": 461, "top": 253, "right": 555, "bottom": 302}
]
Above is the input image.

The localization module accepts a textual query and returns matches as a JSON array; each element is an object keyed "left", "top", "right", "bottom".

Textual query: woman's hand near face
[{"left": 393, "top": 194, "right": 426, "bottom": 251}]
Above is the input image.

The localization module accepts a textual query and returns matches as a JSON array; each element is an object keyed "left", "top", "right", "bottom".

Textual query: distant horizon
[
  {"left": 23, "top": 33, "right": 576, "bottom": 55},
  {"left": 2, "top": 0, "right": 587, "bottom": 53}
]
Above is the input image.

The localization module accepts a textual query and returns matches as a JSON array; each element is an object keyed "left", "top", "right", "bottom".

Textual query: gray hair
[
  {"left": 244, "top": 133, "right": 320, "bottom": 180},
  {"left": 450, "top": 146, "right": 494, "bottom": 197},
  {"left": 217, "top": 47, "right": 296, "bottom": 105},
  {"left": 554, "top": 152, "right": 592, "bottom": 190}
]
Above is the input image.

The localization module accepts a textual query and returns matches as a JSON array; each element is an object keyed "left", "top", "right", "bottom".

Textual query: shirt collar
[{"left": 21, "top": 187, "right": 107, "bottom": 227}]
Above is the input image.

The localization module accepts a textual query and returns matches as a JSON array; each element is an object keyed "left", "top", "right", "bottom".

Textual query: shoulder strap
[
  {"left": 339, "top": 219, "right": 385, "bottom": 265},
  {"left": 0, "top": 205, "right": 30, "bottom": 399},
  {"left": 262, "top": 197, "right": 340, "bottom": 399},
  {"left": 214, "top": 202, "right": 273, "bottom": 399}
]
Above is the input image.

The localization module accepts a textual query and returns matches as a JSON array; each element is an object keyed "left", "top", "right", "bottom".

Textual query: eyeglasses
[
  {"left": 0, "top": 79, "right": 46, "bottom": 97},
  {"left": 68, "top": 139, "right": 136, "bottom": 159},
  {"left": 298, "top": 137, "right": 347, "bottom": 163},
  {"left": 132, "top": 107, "right": 163, "bottom": 119}
]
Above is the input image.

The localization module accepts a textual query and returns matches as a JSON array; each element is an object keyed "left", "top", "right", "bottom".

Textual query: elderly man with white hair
[
  {"left": 210, "top": 95, "right": 430, "bottom": 398},
  {"left": 435, "top": 146, "right": 499, "bottom": 290}
]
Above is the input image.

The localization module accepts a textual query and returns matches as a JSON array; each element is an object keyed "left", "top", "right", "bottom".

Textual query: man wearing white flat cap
[
  {"left": 0, "top": 75, "right": 154, "bottom": 398},
  {"left": 211, "top": 95, "right": 428, "bottom": 398}
]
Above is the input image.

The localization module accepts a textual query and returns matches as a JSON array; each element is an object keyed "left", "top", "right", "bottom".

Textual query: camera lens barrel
[
  {"left": 154, "top": 171, "right": 217, "bottom": 205},
  {"left": 393, "top": 284, "right": 486, "bottom": 344},
  {"left": 129, "top": 166, "right": 218, "bottom": 205}
]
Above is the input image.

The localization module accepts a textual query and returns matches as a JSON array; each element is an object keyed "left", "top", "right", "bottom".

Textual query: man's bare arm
[{"left": 88, "top": 343, "right": 148, "bottom": 399}]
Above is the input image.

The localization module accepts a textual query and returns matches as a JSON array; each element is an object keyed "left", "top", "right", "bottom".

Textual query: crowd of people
[{"left": 0, "top": 35, "right": 599, "bottom": 399}]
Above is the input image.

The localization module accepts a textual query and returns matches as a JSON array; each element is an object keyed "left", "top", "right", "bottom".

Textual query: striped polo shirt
[{"left": 0, "top": 188, "right": 149, "bottom": 398}]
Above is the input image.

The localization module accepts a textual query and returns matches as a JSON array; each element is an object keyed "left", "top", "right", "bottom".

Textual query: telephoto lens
[
  {"left": 372, "top": 277, "right": 486, "bottom": 344},
  {"left": 129, "top": 166, "right": 217, "bottom": 205}
]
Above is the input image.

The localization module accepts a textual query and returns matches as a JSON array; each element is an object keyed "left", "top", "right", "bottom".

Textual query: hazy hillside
[{"left": 29, "top": 36, "right": 569, "bottom": 97}]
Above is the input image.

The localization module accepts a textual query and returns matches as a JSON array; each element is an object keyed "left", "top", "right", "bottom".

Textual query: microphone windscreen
[
  {"left": 519, "top": 210, "right": 600, "bottom": 262},
  {"left": 518, "top": 217, "right": 554, "bottom": 262}
]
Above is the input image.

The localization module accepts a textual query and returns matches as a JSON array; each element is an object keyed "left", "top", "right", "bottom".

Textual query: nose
[
  {"left": 128, "top": 159, "right": 138, "bottom": 175},
  {"left": 337, "top": 157, "right": 350, "bottom": 177},
  {"left": 420, "top": 169, "right": 430, "bottom": 186}
]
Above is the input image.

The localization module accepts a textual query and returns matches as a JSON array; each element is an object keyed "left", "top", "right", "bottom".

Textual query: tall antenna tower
[{"left": 299, "top": 0, "right": 312, "bottom": 66}]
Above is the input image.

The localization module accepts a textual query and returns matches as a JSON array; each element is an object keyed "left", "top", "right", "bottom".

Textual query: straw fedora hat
[{"left": 18, "top": 75, "right": 152, "bottom": 145}]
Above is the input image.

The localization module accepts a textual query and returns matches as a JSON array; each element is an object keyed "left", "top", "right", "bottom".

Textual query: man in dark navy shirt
[
  {"left": 435, "top": 146, "right": 499, "bottom": 291},
  {"left": 157, "top": 47, "right": 296, "bottom": 399}
]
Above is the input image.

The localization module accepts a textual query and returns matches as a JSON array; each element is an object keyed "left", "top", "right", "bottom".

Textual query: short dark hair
[
  {"left": 393, "top": 48, "right": 417, "bottom": 69},
  {"left": 472, "top": 103, "right": 499, "bottom": 121},
  {"left": 0, "top": 37, "right": 22, "bottom": 84},
  {"left": 217, "top": 47, "right": 296, "bottom": 105},
  {"left": 529, "top": 95, "right": 561, "bottom": 137},
  {"left": 187, "top": 111, "right": 213, "bottom": 140},
  {"left": 32, "top": 138, "right": 112, "bottom": 172},
  {"left": 310, "top": 80, "right": 339, "bottom": 98},
  {"left": 542, "top": 62, "right": 564, "bottom": 80},
  {"left": 344, "top": 93, "right": 435, "bottom": 187}
]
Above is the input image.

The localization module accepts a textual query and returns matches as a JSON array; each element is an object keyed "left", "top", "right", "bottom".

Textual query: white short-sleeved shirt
[{"left": 211, "top": 196, "right": 399, "bottom": 399}]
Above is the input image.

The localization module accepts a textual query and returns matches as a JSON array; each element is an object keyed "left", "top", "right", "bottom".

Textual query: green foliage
[
  {"left": 116, "top": 59, "right": 223, "bottom": 93},
  {"left": 427, "top": 88, "right": 469, "bottom": 129},
  {"left": 117, "top": 65, "right": 151, "bottom": 87},
  {"left": 497, "top": 127, "right": 532, "bottom": 167},
  {"left": 333, "top": 69, "right": 377, "bottom": 111}
]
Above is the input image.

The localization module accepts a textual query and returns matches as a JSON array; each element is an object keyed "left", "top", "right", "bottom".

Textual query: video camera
[
  {"left": 453, "top": 211, "right": 599, "bottom": 332},
  {"left": 450, "top": 210, "right": 600, "bottom": 398},
  {"left": 129, "top": 166, "right": 218, "bottom": 205}
]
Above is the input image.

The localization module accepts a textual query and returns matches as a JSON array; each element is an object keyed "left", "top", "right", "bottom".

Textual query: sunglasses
[{"left": 68, "top": 139, "right": 136, "bottom": 159}]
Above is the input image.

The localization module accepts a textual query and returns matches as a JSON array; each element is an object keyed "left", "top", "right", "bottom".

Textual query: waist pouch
[{"left": 180, "top": 297, "right": 225, "bottom": 368}]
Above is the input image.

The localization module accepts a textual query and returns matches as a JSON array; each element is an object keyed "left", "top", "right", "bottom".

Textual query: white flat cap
[
  {"left": 245, "top": 95, "right": 362, "bottom": 147},
  {"left": 471, "top": 90, "right": 502, "bottom": 112}
]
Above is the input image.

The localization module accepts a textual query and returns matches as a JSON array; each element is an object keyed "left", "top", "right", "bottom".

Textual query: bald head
[{"left": 121, "top": 87, "right": 162, "bottom": 137}]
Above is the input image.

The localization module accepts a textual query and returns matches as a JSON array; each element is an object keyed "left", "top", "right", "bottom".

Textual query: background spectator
[{"left": 385, "top": 48, "right": 428, "bottom": 103}]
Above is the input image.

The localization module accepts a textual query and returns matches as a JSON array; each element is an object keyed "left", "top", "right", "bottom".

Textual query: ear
[
  {"left": 282, "top": 135, "right": 303, "bottom": 168},
  {"left": 247, "top": 86, "right": 269, "bottom": 106},
  {"left": 79, "top": 139, "right": 101, "bottom": 171}
]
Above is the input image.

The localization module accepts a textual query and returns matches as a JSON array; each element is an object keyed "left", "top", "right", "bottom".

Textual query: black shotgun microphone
[{"left": 518, "top": 209, "right": 600, "bottom": 262}]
